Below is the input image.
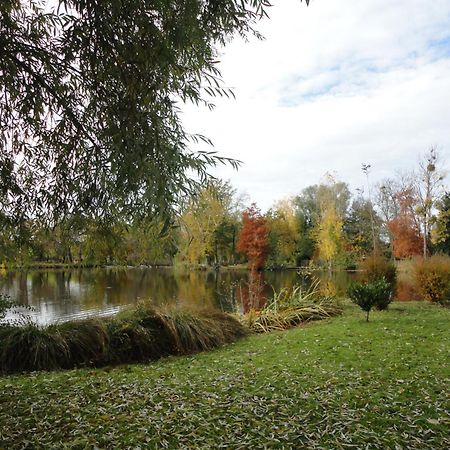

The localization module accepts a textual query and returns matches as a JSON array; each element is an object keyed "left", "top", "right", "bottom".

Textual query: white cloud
[{"left": 182, "top": 0, "right": 450, "bottom": 210}]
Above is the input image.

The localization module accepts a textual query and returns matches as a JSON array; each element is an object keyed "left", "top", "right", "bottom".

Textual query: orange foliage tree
[
  {"left": 237, "top": 204, "right": 269, "bottom": 270},
  {"left": 388, "top": 188, "right": 422, "bottom": 258}
]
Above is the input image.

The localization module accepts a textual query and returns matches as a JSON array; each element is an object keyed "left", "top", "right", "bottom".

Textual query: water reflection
[{"left": 0, "top": 267, "right": 420, "bottom": 324}]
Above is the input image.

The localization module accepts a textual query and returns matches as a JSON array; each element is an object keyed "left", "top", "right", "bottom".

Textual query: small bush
[
  {"left": 413, "top": 255, "right": 450, "bottom": 303},
  {"left": 360, "top": 256, "right": 397, "bottom": 309},
  {"left": 361, "top": 255, "right": 397, "bottom": 284},
  {"left": 348, "top": 279, "right": 393, "bottom": 322}
]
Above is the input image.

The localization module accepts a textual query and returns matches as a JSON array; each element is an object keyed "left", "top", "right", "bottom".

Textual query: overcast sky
[{"left": 182, "top": 0, "right": 450, "bottom": 210}]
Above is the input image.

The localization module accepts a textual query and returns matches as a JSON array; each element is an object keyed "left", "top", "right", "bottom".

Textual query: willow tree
[{"left": 1, "top": 0, "right": 310, "bottom": 225}]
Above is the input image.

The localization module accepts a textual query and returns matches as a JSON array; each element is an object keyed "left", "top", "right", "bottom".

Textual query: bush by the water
[
  {"left": 348, "top": 278, "right": 393, "bottom": 322},
  {"left": 0, "top": 303, "right": 248, "bottom": 374},
  {"left": 240, "top": 282, "right": 342, "bottom": 333},
  {"left": 360, "top": 255, "right": 397, "bottom": 304},
  {"left": 413, "top": 254, "right": 450, "bottom": 303}
]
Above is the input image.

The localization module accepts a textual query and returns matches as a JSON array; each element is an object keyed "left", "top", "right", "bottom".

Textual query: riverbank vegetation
[
  {"left": 1, "top": 277, "right": 346, "bottom": 373},
  {"left": 240, "top": 282, "right": 342, "bottom": 333},
  {"left": 0, "top": 302, "right": 248, "bottom": 374},
  {"left": 0, "top": 302, "right": 448, "bottom": 449},
  {"left": 1, "top": 150, "right": 448, "bottom": 272}
]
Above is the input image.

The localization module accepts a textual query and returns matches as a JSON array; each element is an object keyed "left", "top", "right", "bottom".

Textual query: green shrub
[
  {"left": 413, "top": 255, "right": 450, "bottom": 303},
  {"left": 348, "top": 279, "right": 393, "bottom": 322},
  {"left": 360, "top": 256, "right": 396, "bottom": 308}
]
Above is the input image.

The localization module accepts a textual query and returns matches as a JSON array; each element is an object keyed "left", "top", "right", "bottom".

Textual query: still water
[{"left": 0, "top": 266, "right": 419, "bottom": 324}]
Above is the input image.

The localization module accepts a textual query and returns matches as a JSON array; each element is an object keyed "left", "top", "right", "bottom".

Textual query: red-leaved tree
[
  {"left": 388, "top": 188, "right": 422, "bottom": 258},
  {"left": 237, "top": 204, "right": 269, "bottom": 270}
]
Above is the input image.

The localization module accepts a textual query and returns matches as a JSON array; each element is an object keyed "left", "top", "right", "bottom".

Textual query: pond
[{"left": 0, "top": 266, "right": 420, "bottom": 324}]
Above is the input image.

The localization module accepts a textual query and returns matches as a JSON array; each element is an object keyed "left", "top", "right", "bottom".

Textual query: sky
[{"left": 182, "top": 0, "right": 450, "bottom": 210}]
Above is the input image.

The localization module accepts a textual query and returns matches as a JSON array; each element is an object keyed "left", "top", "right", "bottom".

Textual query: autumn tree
[
  {"left": 388, "top": 188, "right": 422, "bottom": 258},
  {"left": 237, "top": 204, "right": 269, "bottom": 271},
  {"left": 376, "top": 178, "right": 401, "bottom": 256},
  {"left": 266, "top": 199, "right": 300, "bottom": 266},
  {"left": 178, "top": 180, "right": 239, "bottom": 266},
  {"left": 314, "top": 202, "right": 344, "bottom": 271},
  {"left": 293, "top": 177, "right": 351, "bottom": 264}
]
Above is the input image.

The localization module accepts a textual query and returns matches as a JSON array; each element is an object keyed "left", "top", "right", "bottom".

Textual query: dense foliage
[
  {"left": 236, "top": 204, "right": 269, "bottom": 270},
  {"left": 1, "top": 1, "right": 312, "bottom": 223},
  {"left": 433, "top": 192, "right": 450, "bottom": 254},
  {"left": 360, "top": 255, "right": 397, "bottom": 302}
]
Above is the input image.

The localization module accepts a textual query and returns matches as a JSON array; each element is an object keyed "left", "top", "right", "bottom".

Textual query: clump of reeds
[
  {"left": 0, "top": 303, "right": 248, "bottom": 374},
  {"left": 240, "top": 280, "right": 342, "bottom": 333}
]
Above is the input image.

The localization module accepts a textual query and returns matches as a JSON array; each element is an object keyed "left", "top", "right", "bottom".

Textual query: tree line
[{"left": 0, "top": 148, "right": 448, "bottom": 269}]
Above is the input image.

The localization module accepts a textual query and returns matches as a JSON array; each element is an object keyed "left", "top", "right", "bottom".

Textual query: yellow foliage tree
[
  {"left": 266, "top": 199, "right": 300, "bottom": 264},
  {"left": 314, "top": 202, "right": 344, "bottom": 271},
  {"left": 178, "top": 180, "right": 237, "bottom": 266}
]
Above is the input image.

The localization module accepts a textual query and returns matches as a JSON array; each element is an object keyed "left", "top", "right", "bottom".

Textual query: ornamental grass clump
[
  {"left": 241, "top": 281, "right": 342, "bottom": 333},
  {"left": 348, "top": 278, "right": 393, "bottom": 322},
  {"left": 0, "top": 324, "right": 70, "bottom": 372},
  {"left": 413, "top": 254, "right": 450, "bottom": 304},
  {"left": 0, "top": 303, "right": 248, "bottom": 374}
]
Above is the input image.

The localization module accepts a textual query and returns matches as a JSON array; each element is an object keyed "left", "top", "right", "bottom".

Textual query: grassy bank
[{"left": 0, "top": 302, "right": 448, "bottom": 449}]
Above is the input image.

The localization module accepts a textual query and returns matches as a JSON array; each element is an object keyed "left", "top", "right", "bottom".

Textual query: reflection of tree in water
[
  {"left": 0, "top": 266, "right": 423, "bottom": 324},
  {"left": 238, "top": 271, "right": 267, "bottom": 313},
  {"left": 17, "top": 272, "right": 29, "bottom": 306},
  {"left": 174, "top": 270, "right": 218, "bottom": 310}
]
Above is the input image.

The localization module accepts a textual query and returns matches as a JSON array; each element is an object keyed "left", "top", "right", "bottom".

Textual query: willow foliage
[{"left": 0, "top": 1, "right": 309, "bottom": 224}]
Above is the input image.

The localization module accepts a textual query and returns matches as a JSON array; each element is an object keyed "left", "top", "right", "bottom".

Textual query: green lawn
[{"left": 0, "top": 302, "right": 449, "bottom": 449}]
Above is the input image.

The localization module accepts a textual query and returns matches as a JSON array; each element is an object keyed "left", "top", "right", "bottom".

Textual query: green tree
[
  {"left": 1, "top": 1, "right": 309, "bottom": 224},
  {"left": 123, "top": 219, "right": 178, "bottom": 266},
  {"left": 345, "top": 196, "right": 381, "bottom": 258},
  {"left": 433, "top": 192, "right": 450, "bottom": 254},
  {"left": 294, "top": 176, "right": 351, "bottom": 266}
]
